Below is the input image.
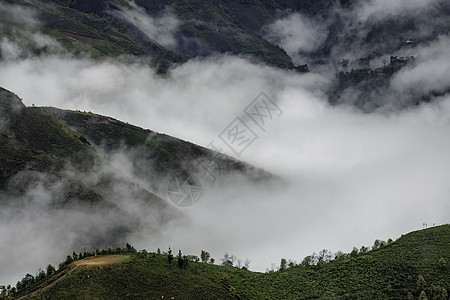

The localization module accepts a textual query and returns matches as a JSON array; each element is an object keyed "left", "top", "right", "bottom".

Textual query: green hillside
[
  {"left": 0, "top": 87, "right": 267, "bottom": 191},
  {"left": 7, "top": 224, "right": 450, "bottom": 300},
  {"left": 0, "top": 86, "right": 270, "bottom": 263}
]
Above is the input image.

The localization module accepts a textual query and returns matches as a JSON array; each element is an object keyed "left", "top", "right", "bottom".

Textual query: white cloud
[
  {"left": 355, "top": 0, "right": 440, "bottom": 23},
  {"left": 119, "top": 1, "right": 180, "bottom": 49},
  {"left": 392, "top": 35, "right": 450, "bottom": 96},
  {"left": 264, "top": 13, "right": 328, "bottom": 63},
  {"left": 0, "top": 2, "right": 42, "bottom": 29}
]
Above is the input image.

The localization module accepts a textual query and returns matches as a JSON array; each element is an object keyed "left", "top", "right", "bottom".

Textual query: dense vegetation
[{"left": 2, "top": 224, "right": 448, "bottom": 299}]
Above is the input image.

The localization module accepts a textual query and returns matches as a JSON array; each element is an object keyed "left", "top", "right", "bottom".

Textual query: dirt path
[
  {"left": 19, "top": 255, "right": 130, "bottom": 299},
  {"left": 75, "top": 255, "right": 129, "bottom": 266}
]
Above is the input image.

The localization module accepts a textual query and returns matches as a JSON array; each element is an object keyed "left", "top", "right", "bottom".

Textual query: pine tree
[
  {"left": 418, "top": 290, "right": 428, "bottom": 300},
  {"left": 177, "top": 250, "right": 183, "bottom": 268},
  {"left": 279, "top": 258, "right": 287, "bottom": 272},
  {"left": 167, "top": 246, "right": 173, "bottom": 263}
]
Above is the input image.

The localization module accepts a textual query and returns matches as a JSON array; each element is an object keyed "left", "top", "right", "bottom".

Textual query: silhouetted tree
[
  {"left": 221, "top": 253, "right": 235, "bottom": 267},
  {"left": 301, "top": 255, "right": 313, "bottom": 267},
  {"left": 177, "top": 250, "right": 183, "bottom": 268},
  {"left": 279, "top": 258, "right": 287, "bottom": 272},
  {"left": 373, "top": 239, "right": 381, "bottom": 250},
  {"left": 167, "top": 246, "right": 173, "bottom": 263},
  {"left": 360, "top": 246, "right": 369, "bottom": 254},
  {"left": 200, "top": 250, "right": 210, "bottom": 263}
]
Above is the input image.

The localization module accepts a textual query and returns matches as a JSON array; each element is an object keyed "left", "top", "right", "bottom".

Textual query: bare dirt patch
[{"left": 76, "top": 255, "right": 129, "bottom": 265}]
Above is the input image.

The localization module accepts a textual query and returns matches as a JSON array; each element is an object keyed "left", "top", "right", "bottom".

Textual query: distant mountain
[
  {"left": 10, "top": 224, "right": 450, "bottom": 299},
  {"left": 2, "top": 0, "right": 449, "bottom": 110}
]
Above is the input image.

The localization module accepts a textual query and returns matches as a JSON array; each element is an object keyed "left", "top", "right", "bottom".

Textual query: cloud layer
[{"left": 1, "top": 52, "right": 449, "bottom": 280}]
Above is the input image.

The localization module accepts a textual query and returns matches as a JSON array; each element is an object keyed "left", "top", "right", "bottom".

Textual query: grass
[{"left": 16, "top": 224, "right": 450, "bottom": 299}]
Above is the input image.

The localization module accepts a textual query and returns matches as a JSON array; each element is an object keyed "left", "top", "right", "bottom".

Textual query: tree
[
  {"left": 279, "top": 258, "right": 287, "bottom": 272},
  {"left": 167, "top": 246, "right": 173, "bottom": 263},
  {"left": 177, "top": 250, "right": 184, "bottom": 268},
  {"left": 334, "top": 251, "right": 345, "bottom": 260},
  {"left": 237, "top": 259, "right": 243, "bottom": 268},
  {"left": 373, "top": 239, "right": 381, "bottom": 250},
  {"left": 65, "top": 255, "right": 73, "bottom": 264},
  {"left": 418, "top": 290, "right": 428, "bottom": 300},
  {"left": 244, "top": 258, "right": 251, "bottom": 270},
  {"left": 200, "top": 250, "right": 210, "bottom": 263},
  {"left": 438, "top": 257, "right": 446, "bottom": 269},
  {"left": 221, "top": 253, "right": 235, "bottom": 267},
  {"left": 182, "top": 255, "right": 189, "bottom": 269},
  {"left": 318, "top": 249, "right": 333, "bottom": 263},
  {"left": 125, "top": 243, "right": 134, "bottom": 252},
  {"left": 287, "top": 260, "right": 295, "bottom": 269},
  {"left": 157, "top": 248, "right": 161, "bottom": 255},
  {"left": 301, "top": 255, "right": 313, "bottom": 267},
  {"left": 417, "top": 274, "right": 426, "bottom": 290},
  {"left": 36, "top": 269, "right": 46, "bottom": 281},
  {"left": 210, "top": 258, "right": 215, "bottom": 264},
  {"left": 407, "top": 291, "right": 414, "bottom": 300}
]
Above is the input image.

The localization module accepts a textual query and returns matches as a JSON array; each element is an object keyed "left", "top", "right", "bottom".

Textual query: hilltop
[{"left": 7, "top": 224, "right": 450, "bottom": 299}]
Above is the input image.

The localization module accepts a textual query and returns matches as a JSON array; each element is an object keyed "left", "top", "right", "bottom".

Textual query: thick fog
[{"left": 1, "top": 0, "right": 450, "bottom": 286}]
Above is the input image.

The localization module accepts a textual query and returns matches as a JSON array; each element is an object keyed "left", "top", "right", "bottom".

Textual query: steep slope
[
  {"left": 14, "top": 224, "right": 450, "bottom": 299},
  {"left": 0, "top": 87, "right": 271, "bottom": 260},
  {"left": 0, "top": 87, "right": 92, "bottom": 189}
]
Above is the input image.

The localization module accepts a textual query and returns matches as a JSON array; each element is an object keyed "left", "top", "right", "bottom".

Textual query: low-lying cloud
[
  {"left": 118, "top": 1, "right": 180, "bottom": 50},
  {"left": 392, "top": 35, "right": 450, "bottom": 97},
  {"left": 354, "top": 0, "right": 440, "bottom": 23},
  {"left": 264, "top": 13, "right": 328, "bottom": 64},
  {"left": 0, "top": 50, "right": 449, "bottom": 282}
]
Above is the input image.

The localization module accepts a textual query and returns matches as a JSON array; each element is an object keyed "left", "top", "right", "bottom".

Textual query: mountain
[
  {"left": 9, "top": 224, "right": 450, "bottom": 299},
  {"left": 2, "top": 0, "right": 450, "bottom": 110},
  {"left": 0, "top": 87, "right": 269, "bottom": 249}
]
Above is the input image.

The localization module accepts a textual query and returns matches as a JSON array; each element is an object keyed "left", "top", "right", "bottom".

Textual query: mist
[
  {"left": 264, "top": 13, "right": 328, "bottom": 64},
  {"left": 117, "top": 1, "right": 180, "bottom": 49}
]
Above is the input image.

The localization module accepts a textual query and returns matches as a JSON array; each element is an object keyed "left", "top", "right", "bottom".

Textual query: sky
[{"left": 0, "top": 0, "right": 449, "bottom": 285}]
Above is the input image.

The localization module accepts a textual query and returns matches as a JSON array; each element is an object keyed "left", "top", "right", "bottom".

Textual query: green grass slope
[
  {"left": 0, "top": 88, "right": 92, "bottom": 189},
  {"left": 16, "top": 224, "right": 450, "bottom": 300}
]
